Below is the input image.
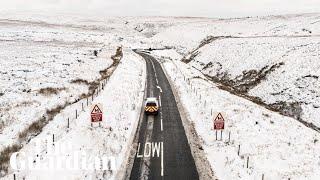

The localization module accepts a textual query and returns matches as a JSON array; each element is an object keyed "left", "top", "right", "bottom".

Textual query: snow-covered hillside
[
  {"left": 1, "top": 12, "right": 320, "bottom": 180},
  {"left": 2, "top": 49, "right": 146, "bottom": 180},
  {"left": 152, "top": 13, "right": 320, "bottom": 130},
  {"left": 149, "top": 13, "right": 320, "bottom": 180},
  {"left": 0, "top": 13, "right": 205, "bottom": 178},
  {"left": 151, "top": 52, "right": 320, "bottom": 179}
]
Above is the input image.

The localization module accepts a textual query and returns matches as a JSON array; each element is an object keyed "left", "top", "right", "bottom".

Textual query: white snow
[
  {"left": 148, "top": 13, "right": 320, "bottom": 179},
  {"left": 2, "top": 49, "right": 146, "bottom": 180},
  {"left": 1, "top": 11, "right": 320, "bottom": 180},
  {"left": 153, "top": 52, "right": 320, "bottom": 180}
]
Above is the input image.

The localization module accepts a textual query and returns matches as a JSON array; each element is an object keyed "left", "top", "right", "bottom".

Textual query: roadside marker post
[{"left": 52, "top": 134, "right": 55, "bottom": 146}]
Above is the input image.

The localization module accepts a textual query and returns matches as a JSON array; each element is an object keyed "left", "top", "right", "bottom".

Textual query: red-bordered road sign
[
  {"left": 91, "top": 104, "right": 103, "bottom": 122},
  {"left": 214, "top": 112, "right": 225, "bottom": 130}
]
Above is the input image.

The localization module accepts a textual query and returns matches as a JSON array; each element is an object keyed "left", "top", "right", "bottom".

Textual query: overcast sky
[{"left": 1, "top": 0, "right": 320, "bottom": 18}]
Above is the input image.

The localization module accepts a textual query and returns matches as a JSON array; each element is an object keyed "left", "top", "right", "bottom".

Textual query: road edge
[{"left": 115, "top": 50, "right": 148, "bottom": 180}]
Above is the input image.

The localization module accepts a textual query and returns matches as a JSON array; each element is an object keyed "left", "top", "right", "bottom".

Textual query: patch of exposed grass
[
  {"left": 18, "top": 102, "right": 67, "bottom": 143},
  {"left": 209, "top": 62, "right": 284, "bottom": 93},
  {"left": 111, "top": 46, "right": 123, "bottom": 62},
  {"left": 182, "top": 36, "right": 225, "bottom": 63},
  {"left": 38, "top": 87, "right": 66, "bottom": 96},
  {"left": 0, "top": 144, "right": 21, "bottom": 175},
  {"left": 71, "top": 79, "right": 90, "bottom": 85}
]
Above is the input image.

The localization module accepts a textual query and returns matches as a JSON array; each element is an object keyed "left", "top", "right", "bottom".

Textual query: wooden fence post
[
  {"left": 238, "top": 145, "right": 240, "bottom": 155},
  {"left": 246, "top": 156, "right": 249, "bottom": 168}
]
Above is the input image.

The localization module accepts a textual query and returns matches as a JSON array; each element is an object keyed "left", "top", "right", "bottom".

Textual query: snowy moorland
[
  {"left": 1, "top": 12, "right": 320, "bottom": 180},
  {"left": 153, "top": 53, "right": 320, "bottom": 179},
  {"left": 2, "top": 49, "right": 146, "bottom": 180},
  {"left": 0, "top": 17, "right": 123, "bottom": 154},
  {"left": 149, "top": 13, "right": 320, "bottom": 180},
  {"left": 152, "top": 14, "right": 320, "bottom": 128},
  {"left": 0, "top": 13, "right": 201, "bottom": 178}
]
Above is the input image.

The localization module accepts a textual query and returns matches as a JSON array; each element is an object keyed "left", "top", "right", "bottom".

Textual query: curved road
[{"left": 129, "top": 51, "right": 199, "bottom": 180}]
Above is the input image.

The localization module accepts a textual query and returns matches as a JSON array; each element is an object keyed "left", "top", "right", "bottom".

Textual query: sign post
[
  {"left": 214, "top": 112, "right": 225, "bottom": 140},
  {"left": 91, "top": 104, "right": 103, "bottom": 127}
]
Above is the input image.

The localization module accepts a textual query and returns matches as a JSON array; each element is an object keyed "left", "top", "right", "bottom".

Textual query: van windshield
[{"left": 146, "top": 102, "right": 157, "bottom": 106}]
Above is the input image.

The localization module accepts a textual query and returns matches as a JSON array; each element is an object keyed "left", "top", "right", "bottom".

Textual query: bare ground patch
[
  {"left": 38, "top": 87, "right": 67, "bottom": 96},
  {"left": 0, "top": 144, "right": 20, "bottom": 175},
  {"left": 182, "top": 36, "right": 227, "bottom": 63},
  {"left": 210, "top": 62, "right": 284, "bottom": 93}
]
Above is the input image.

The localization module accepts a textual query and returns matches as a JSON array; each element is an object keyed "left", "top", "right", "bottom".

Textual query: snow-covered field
[
  {"left": 152, "top": 51, "right": 320, "bottom": 180},
  {"left": 191, "top": 36, "right": 320, "bottom": 125},
  {"left": 0, "top": 13, "right": 201, "bottom": 178},
  {"left": 0, "top": 19, "right": 116, "bottom": 152},
  {"left": 152, "top": 13, "right": 320, "bottom": 53},
  {"left": 1, "top": 12, "right": 320, "bottom": 180},
  {"left": 152, "top": 13, "right": 320, "bottom": 128},
  {"left": 148, "top": 13, "right": 320, "bottom": 180},
  {"left": 2, "top": 49, "right": 146, "bottom": 180}
]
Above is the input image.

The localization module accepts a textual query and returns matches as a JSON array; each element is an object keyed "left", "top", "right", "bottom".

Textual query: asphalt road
[{"left": 129, "top": 52, "right": 199, "bottom": 180}]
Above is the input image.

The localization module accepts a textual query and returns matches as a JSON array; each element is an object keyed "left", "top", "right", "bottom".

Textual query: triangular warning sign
[
  {"left": 214, "top": 113, "right": 225, "bottom": 122},
  {"left": 91, "top": 105, "right": 102, "bottom": 114},
  {"left": 214, "top": 112, "right": 225, "bottom": 130}
]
